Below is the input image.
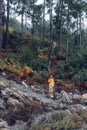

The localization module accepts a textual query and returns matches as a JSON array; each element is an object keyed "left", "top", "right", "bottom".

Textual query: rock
[
  {"left": 82, "top": 93, "right": 87, "bottom": 103},
  {"left": 74, "top": 89, "right": 81, "bottom": 95},
  {"left": 7, "top": 97, "right": 23, "bottom": 106},
  {"left": 73, "top": 94, "right": 82, "bottom": 101},
  {"left": 1, "top": 74, "right": 87, "bottom": 130},
  {"left": 0, "top": 119, "right": 10, "bottom": 130},
  {"left": 10, "top": 120, "right": 26, "bottom": 130},
  {"left": 0, "top": 81, "right": 5, "bottom": 86},
  {"left": 21, "top": 81, "right": 28, "bottom": 88},
  {"left": 0, "top": 99, "right": 5, "bottom": 109},
  {"left": 82, "top": 93, "right": 87, "bottom": 99},
  {"left": 2, "top": 71, "right": 6, "bottom": 76},
  {"left": 0, "top": 81, "right": 5, "bottom": 90},
  {"left": 61, "top": 90, "right": 71, "bottom": 103}
]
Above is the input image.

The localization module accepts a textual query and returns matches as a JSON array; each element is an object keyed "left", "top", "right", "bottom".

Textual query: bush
[
  {"left": 29, "top": 36, "right": 41, "bottom": 56},
  {"left": 56, "top": 48, "right": 87, "bottom": 80},
  {"left": 31, "top": 58, "right": 48, "bottom": 71},
  {"left": 9, "top": 41, "right": 21, "bottom": 52},
  {"left": 72, "top": 69, "right": 87, "bottom": 82},
  {"left": 19, "top": 47, "right": 36, "bottom": 66},
  {"left": 55, "top": 61, "right": 67, "bottom": 78},
  {"left": 32, "top": 72, "right": 42, "bottom": 83}
]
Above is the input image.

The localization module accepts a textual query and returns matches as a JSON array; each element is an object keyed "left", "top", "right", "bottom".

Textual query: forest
[
  {"left": 0, "top": 0, "right": 87, "bottom": 84},
  {"left": 0, "top": 0, "right": 87, "bottom": 130}
]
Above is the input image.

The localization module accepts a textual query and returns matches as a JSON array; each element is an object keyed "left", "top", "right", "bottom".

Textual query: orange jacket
[{"left": 48, "top": 78, "right": 55, "bottom": 86}]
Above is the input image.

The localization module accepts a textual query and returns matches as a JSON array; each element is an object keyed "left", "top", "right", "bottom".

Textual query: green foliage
[
  {"left": 57, "top": 47, "right": 87, "bottom": 81},
  {"left": 9, "top": 31, "right": 24, "bottom": 52},
  {"left": 33, "top": 72, "right": 42, "bottom": 83},
  {"left": 43, "top": 39, "right": 50, "bottom": 47},
  {"left": 27, "top": 35, "right": 41, "bottom": 48},
  {"left": 72, "top": 69, "right": 87, "bottom": 82},
  {"left": 39, "top": 70, "right": 49, "bottom": 79},
  {"left": 9, "top": 41, "right": 21, "bottom": 52},
  {"left": 6, "top": 53, "right": 18, "bottom": 61},
  {"left": 31, "top": 58, "right": 48, "bottom": 71},
  {"left": 29, "top": 110, "right": 85, "bottom": 130},
  {"left": 19, "top": 47, "right": 36, "bottom": 66},
  {"left": 9, "top": 18, "right": 21, "bottom": 32},
  {"left": 55, "top": 61, "right": 66, "bottom": 78},
  {"left": 0, "top": 59, "right": 7, "bottom": 70}
]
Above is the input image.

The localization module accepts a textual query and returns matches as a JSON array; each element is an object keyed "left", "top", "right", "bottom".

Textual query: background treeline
[{"left": 0, "top": 0, "right": 87, "bottom": 83}]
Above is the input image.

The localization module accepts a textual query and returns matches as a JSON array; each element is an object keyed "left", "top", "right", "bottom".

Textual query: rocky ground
[{"left": 0, "top": 73, "right": 87, "bottom": 130}]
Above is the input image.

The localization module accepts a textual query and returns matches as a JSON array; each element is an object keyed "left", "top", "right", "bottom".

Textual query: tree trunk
[
  {"left": 31, "top": 0, "right": 35, "bottom": 35},
  {"left": 79, "top": 12, "right": 81, "bottom": 49},
  {"left": 48, "top": 0, "right": 53, "bottom": 71},
  {"left": 0, "top": 0, "right": 3, "bottom": 52},
  {"left": 42, "top": 0, "right": 45, "bottom": 47},
  {"left": 59, "top": 0, "right": 63, "bottom": 50},
  {"left": 66, "top": 7, "right": 69, "bottom": 60},
  {"left": 49, "top": 0, "right": 53, "bottom": 44},
  {"left": 77, "top": 13, "right": 79, "bottom": 51},
  {"left": 21, "top": 2, "right": 26, "bottom": 33},
  {"left": 5, "top": 0, "right": 10, "bottom": 49}
]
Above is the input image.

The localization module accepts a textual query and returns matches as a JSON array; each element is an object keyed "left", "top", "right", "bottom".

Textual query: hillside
[{"left": 0, "top": 73, "right": 87, "bottom": 130}]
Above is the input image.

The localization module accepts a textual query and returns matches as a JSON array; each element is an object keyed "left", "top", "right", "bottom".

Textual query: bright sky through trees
[
  {"left": 11, "top": 0, "right": 87, "bottom": 28},
  {"left": 37, "top": 0, "right": 43, "bottom": 4},
  {"left": 37, "top": 0, "right": 87, "bottom": 28}
]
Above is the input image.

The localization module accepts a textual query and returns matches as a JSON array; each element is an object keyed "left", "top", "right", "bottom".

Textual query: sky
[
  {"left": 37, "top": 0, "right": 43, "bottom": 4},
  {"left": 20, "top": 0, "right": 86, "bottom": 28},
  {"left": 36, "top": 0, "right": 87, "bottom": 28}
]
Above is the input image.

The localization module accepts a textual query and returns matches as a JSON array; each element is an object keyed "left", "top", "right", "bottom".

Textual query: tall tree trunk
[
  {"left": 5, "top": 0, "right": 10, "bottom": 49},
  {"left": 59, "top": 0, "right": 63, "bottom": 51},
  {"left": 66, "top": 7, "right": 69, "bottom": 60},
  {"left": 77, "top": 13, "right": 79, "bottom": 51},
  {"left": 56, "top": 0, "right": 63, "bottom": 52},
  {"left": 79, "top": 12, "right": 81, "bottom": 49},
  {"left": 49, "top": 0, "right": 53, "bottom": 44},
  {"left": 0, "top": 0, "right": 3, "bottom": 52},
  {"left": 31, "top": 0, "right": 35, "bottom": 35},
  {"left": 48, "top": 0, "right": 53, "bottom": 71},
  {"left": 24, "top": 13, "right": 27, "bottom": 33},
  {"left": 42, "top": 0, "right": 45, "bottom": 47},
  {"left": 21, "top": 4, "right": 25, "bottom": 33}
]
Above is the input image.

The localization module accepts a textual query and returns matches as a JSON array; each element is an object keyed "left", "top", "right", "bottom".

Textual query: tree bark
[
  {"left": 42, "top": 0, "right": 45, "bottom": 47},
  {"left": 59, "top": 0, "right": 63, "bottom": 51},
  {"left": 77, "top": 13, "right": 79, "bottom": 51},
  {"left": 48, "top": 0, "right": 53, "bottom": 71},
  {"left": 66, "top": 7, "right": 69, "bottom": 60},
  {"left": 79, "top": 12, "right": 81, "bottom": 49},
  {"left": 31, "top": 0, "right": 35, "bottom": 35},
  {"left": 0, "top": 0, "right": 3, "bottom": 52},
  {"left": 5, "top": 0, "right": 10, "bottom": 49}
]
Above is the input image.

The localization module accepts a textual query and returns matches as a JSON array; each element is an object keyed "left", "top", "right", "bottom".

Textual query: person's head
[{"left": 50, "top": 75, "right": 53, "bottom": 78}]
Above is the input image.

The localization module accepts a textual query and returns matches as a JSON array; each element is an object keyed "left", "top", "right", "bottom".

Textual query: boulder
[
  {"left": 82, "top": 93, "right": 87, "bottom": 99},
  {"left": 73, "top": 94, "right": 82, "bottom": 101},
  {"left": 0, "top": 120, "right": 10, "bottom": 130},
  {"left": 61, "top": 90, "right": 71, "bottom": 103}
]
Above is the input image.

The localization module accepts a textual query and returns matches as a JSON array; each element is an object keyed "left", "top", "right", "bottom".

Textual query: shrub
[
  {"left": 19, "top": 47, "right": 36, "bottom": 66},
  {"left": 6, "top": 53, "right": 18, "bottom": 61},
  {"left": 28, "top": 35, "right": 40, "bottom": 50},
  {"left": 72, "top": 69, "right": 87, "bottom": 82},
  {"left": 9, "top": 41, "right": 21, "bottom": 52},
  {"left": 57, "top": 48, "right": 87, "bottom": 80},
  {"left": 31, "top": 58, "right": 48, "bottom": 71},
  {"left": 32, "top": 72, "right": 42, "bottom": 83}
]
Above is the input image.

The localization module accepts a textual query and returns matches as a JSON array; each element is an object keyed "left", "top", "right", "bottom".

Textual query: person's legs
[{"left": 49, "top": 85, "right": 54, "bottom": 97}]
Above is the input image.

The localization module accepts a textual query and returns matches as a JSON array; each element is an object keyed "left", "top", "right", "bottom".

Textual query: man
[{"left": 48, "top": 75, "right": 55, "bottom": 98}]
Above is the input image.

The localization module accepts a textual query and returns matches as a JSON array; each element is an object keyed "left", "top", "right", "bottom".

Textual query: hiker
[{"left": 48, "top": 75, "right": 55, "bottom": 98}]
